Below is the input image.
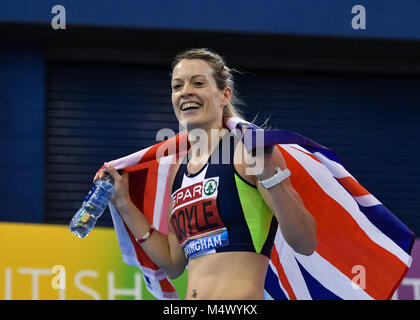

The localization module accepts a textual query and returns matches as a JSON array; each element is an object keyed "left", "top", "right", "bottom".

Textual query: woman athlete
[{"left": 94, "top": 48, "right": 317, "bottom": 300}]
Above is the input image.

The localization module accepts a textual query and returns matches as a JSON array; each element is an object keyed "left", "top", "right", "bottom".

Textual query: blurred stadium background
[{"left": 0, "top": 0, "right": 419, "bottom": 299}]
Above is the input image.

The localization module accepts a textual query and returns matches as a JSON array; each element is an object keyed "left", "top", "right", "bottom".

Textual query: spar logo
[
  {"left": 172, "top": 177, "right": 219, "bottom": 210},
  {"left": 204, "top": 179, "right": 217, "bottom": 196}
]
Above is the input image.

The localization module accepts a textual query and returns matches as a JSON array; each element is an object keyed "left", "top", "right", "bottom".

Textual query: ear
[{"left": 221, "top": 87, "right": 233, "bottom": 107}]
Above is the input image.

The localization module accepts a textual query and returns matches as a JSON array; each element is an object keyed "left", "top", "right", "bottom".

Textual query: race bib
[{"left": 170, "top": 177, "right": 229, "bottom": 259}]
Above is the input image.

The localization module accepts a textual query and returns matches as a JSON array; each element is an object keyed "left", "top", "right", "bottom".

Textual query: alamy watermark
[
  {"left": 155, "top": 125, "right": 267, "bottom": 176},
  {"left": 351, "top": 5, "right": 366, "bottom": 30},
  {"left": 351, "top": 264, "right": 366, "bottom": 290},
  {"left": 51, "top": 5, "right": 66, "bottom": 30},
  {"left": 51, "top": 264, "right": 66, "bottom": 290},
  {"left": 49, "top": 4, "right": 368, "bottom": 34}
]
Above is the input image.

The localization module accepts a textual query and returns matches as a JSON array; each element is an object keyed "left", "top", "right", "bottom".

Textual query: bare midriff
[{"left": 185, "top": 251, "right": 269, "bottom": 300}]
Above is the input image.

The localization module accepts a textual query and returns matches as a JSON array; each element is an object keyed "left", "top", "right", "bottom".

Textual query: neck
[{"left": 187, "top": 124, "right": 227, "bottom": 164}]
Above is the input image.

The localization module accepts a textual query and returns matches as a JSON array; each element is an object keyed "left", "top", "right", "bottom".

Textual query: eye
[
  {"left": 172, "top": 84, "right": 182, "bottom": 90},
  {"left": 194, "top": 81, "right": 204, "bottom": 86}
]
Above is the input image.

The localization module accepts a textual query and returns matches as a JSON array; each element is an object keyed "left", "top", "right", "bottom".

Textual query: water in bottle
[{"left": 69, "top": 173, "right": 114, "bottom": 238}]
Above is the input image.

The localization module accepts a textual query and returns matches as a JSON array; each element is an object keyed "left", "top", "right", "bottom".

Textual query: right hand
[{"left": 94, "top": 162, "right": 131, "bottom": 208}]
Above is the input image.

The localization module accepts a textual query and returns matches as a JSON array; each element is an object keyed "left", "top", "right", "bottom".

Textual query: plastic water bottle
[{"left": 69, "top": 173, "right": 114, "bottom": 238}]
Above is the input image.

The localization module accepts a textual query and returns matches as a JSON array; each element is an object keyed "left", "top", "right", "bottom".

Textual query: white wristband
[{"left": 259, "top": 167, "right": 291, "bottom": 189}]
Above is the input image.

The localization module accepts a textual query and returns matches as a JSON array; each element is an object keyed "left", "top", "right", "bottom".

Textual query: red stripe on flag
[
  {"left": 277, "top": 145, "right": 407, "bottom": 299},
  {"left": 290, "top": 146, "right": 322, "bottom": 164},
  {"left": 270, "top": 244, "right": 297, "bottom": 300},
  {"left": 126, "top": 161, "right": 160, "bottom": 223},
  {"left": 337, "top": 176, "right": 370, "bottom": 197},
  {"left": 142, "top": 162, "right": 160, "bottom": 223},
  {"left": 123, "top": 160, "right": 162, "bottom": 271},
  {"left": 160, "top": 278, "right": 177, "bottom": 294},
  {"left": 158, "top": 163, "right": 173, "bottom": 235}
]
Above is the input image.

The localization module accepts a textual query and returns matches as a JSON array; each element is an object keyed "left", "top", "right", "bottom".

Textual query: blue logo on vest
[{"left": 183, "top": 229, "right": 229, "bottom": 260}]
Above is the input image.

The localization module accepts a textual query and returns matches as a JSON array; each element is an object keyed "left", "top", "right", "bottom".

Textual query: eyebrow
[{"left": 172, "top": 74, "right": 206, "bottom": 82}]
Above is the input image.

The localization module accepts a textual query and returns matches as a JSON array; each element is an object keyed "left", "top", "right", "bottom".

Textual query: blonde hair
[{"left": 171, "top": 48, "right": 245, "bottom": 121}]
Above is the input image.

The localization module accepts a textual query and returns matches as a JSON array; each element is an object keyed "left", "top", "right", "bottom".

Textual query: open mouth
[{"left": 180, "top": 102, "right": 202, "bottom": 111}]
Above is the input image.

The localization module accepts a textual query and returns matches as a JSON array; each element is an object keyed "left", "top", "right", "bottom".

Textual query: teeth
[{"left": 181, "top": 103, "right": 201, "bottom": 111}]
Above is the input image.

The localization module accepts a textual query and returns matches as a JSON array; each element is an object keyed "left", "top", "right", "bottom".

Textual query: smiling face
[{"left": 171, "top": 59, "right": 232, "bottom": 131}]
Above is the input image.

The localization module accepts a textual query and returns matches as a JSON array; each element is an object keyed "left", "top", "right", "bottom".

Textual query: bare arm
[
  {"left": 96, "top": 163, "right": 187, "bottom": 278},
  {"left": 237, "top": 141, "right": 317, "bottom": 256},
  {"left": 254, "top": 148, "right": 317, "bottom": 256}
]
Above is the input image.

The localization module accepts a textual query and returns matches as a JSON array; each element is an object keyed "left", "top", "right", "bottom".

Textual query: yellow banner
[{"left": 0, "top": 222, "right": 186, "bottom": 300}]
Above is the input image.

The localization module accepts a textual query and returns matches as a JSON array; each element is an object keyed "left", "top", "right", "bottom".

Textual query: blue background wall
[
  {"left": 0, "top": 0, "right": 420, "bottom": 40},
  {"left": 0, "top": 46, "right": 45, "bottom": 222}
]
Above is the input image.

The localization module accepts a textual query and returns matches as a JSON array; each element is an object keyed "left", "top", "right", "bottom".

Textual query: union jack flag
[{"left": 103, "top": 117, "right": 415, "bottom": 300}]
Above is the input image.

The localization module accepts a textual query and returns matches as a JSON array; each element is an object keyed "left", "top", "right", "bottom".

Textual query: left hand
[
  {"left": 241, "top": 126, "right": 277, "bottom": 180},
  {"left": 96, "top": 163, "right": 131, "bottom": 208}
]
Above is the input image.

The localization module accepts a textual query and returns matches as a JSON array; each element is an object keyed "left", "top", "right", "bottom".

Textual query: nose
[{"left": 180, "top": 82, "right": 195, "bottom": 98}]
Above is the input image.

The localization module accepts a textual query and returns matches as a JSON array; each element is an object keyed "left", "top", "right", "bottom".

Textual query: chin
[
  {"left": 183, "top": 120, "right": 205, "bottom": 131},
  {"left": 178, "top": 113, "right": 220, "bottom": 132}
]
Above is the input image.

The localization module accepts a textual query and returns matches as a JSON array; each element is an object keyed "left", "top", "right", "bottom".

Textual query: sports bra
[{"left": 170, "top": 133, "right": 278, "bottom": 260}]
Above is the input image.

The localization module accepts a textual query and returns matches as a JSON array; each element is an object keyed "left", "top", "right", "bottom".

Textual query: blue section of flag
[
  {"left": 264, "top": 265, "right": 288, "bottom": 300},
  {"left": 295, "top": 259, "right": 343, "bottom": 300},
  {"left": 357, "top": 203, "right": 415, "bottom": 254},
  {"left": 236, "top": 122, "right": 328, "bottom": 152},
  {"left": 144, "top": 275, "right": 151, "bottom": 286}
]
